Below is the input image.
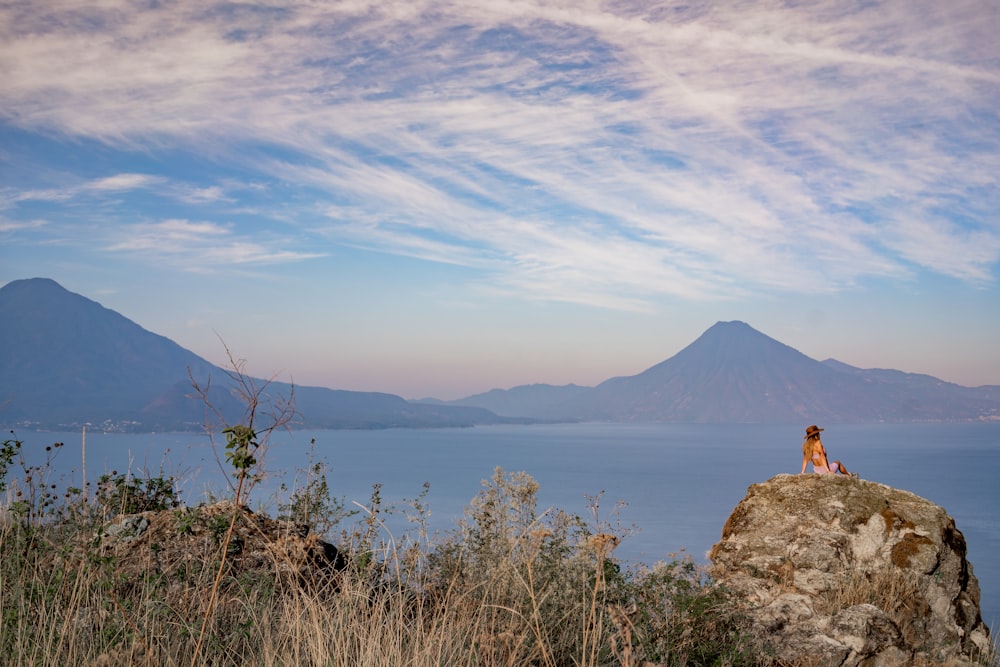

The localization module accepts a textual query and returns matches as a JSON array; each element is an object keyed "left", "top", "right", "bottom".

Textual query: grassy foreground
[{"left": 0, "top": 431, "right": 765, "bottom": 667}]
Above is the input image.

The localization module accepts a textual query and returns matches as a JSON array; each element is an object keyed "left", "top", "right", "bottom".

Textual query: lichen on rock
[{"left": 710, "top": 474, "right": 991, "bottom": 666}]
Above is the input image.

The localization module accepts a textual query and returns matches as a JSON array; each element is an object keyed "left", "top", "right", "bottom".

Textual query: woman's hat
[{"left": 804, "top": 425, "right": 824, "bottom": 439}]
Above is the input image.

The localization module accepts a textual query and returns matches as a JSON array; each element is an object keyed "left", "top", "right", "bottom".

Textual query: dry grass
[
  {"left": 814, "top": 565, "right": 928, "bottom": 646},
  {"left": 812, "top": 565, "right": 1000, "bottom": 667},
  {"left": 0, "top": 465, "right": 761, "bottom": 667}
]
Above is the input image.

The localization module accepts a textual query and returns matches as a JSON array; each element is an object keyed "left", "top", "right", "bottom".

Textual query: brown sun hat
[{"left": 804, "top": 425, "right": 824, "bottom": 439}]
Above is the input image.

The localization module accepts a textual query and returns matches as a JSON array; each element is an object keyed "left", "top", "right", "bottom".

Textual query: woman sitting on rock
[{"left": 800, "top": 425, "right": 857, "bottom": 477}]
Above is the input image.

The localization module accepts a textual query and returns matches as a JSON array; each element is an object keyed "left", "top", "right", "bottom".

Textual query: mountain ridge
[
  {"left": 3, "top": 278, "right": 998, "bottom": 429},
  {"left": 424, "top": 320, "right": 1000, "bottom": 423},
  {"left": 0, "top": 278, "right": 513, "bottom": 431}
]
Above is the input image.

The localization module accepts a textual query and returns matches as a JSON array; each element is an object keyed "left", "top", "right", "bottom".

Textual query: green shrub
[
  {"left": 0, "top": 432, "right": 21, "bottom": 493},
  {"left": 278, "top": 438, "right": 353, "bottom": 537},
  {"left": 94, "top": 471, "right": 181, "bottom": 517}
]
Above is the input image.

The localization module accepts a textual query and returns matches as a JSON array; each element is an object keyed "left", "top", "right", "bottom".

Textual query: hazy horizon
[{"left": 2, "top": 1, "right": 998, "bottom": 400}]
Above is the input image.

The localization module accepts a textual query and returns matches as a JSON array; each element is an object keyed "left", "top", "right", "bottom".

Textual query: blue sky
[{"left": 2, "top": 0, "right": 999, "bottom": 399}]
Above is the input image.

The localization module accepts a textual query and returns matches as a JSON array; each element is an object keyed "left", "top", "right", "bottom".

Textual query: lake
[{"left": 12, "top": 422, "right": 999, "bottom": 629}]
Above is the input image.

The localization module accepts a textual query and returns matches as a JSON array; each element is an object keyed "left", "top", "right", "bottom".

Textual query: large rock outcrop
[{"left": 710, "top": 474, "right": 991, "bottom": 666}]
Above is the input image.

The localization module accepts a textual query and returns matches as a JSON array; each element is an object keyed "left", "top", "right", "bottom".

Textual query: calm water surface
[{"left": 17, "top": 422, "right": 1000, "bottom": 628}]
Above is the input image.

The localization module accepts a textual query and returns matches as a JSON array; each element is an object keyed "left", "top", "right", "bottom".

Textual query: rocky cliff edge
[{"left": 710, "top": 474, "right": 991, "bottom": 666}]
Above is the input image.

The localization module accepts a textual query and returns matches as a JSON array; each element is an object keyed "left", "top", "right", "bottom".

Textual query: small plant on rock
[
  {"left": 95, "top": 471, "right": 181, "bottom": 518},
  {"left": 278, "top": 438, "right": 353, "bottom": 537},
  {"left": 187, "top": 343, "right": 296, "bottom": 667}
]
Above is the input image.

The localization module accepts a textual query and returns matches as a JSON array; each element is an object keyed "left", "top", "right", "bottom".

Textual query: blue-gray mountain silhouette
[
  {"left": 431, "top": 321, "right": 1000, "bottom": 423},
  {"left": 3, "top": 278, "right": 998, "bottom": 429},
  {"left": 423, "top": 384, "right": 591, "bottom": 420},
  {"left": 0, "top": 278, "right": 505, "bottom": 430}
]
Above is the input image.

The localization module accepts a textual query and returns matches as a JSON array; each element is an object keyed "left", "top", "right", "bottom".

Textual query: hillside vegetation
[{"left": 1, "top": 430, "right": 763, "bottom": 667}]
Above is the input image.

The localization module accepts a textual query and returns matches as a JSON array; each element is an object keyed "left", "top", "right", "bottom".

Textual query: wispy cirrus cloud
[
  {"left": 88, "top": 173, "right": 162, "bottom": 192},
  {"left": 2, "top": 173, "right": 162, "bottom": 207},
  {"left": 106, "top": 219, "right": 326, "bottom": 270},
  {"left": 0, "top": 219, "right": 47, "bottom": 234},
  {"left": 2, "top": 170, "right": 230, "bottom": 211},
  {"left": 1, "top": 0, "right": 998, "bottom": 305}
]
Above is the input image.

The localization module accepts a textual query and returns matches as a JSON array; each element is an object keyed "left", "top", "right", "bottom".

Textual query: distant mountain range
[
  {"left": 423, "top": 321, "right": 1000, "bottom": 423},
  {"left": 2, "top": 278, "right": 998, "bottom": 431},
  {"left": 0, "top": 278, "right": 509, "bottom": 431}
]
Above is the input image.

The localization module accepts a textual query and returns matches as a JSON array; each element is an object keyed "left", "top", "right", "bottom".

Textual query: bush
[
  {"left": 277, "top": 438, "right": 353, "bottom": 537},
  {"left": 627, "top": 558, "right": 759, "bottom": 666},
  {"left": 0, "top": 433, "right": 21, "bottom": 493},
  {"left": 94, "top": 471, "right": 181, "bottom": 517}
]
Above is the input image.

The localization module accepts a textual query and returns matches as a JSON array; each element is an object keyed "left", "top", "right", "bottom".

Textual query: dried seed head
[{"left": 586, "top": 533, "right": 620, "bottom": 555}]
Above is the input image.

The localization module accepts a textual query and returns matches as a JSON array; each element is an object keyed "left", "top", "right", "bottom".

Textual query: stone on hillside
[
  {"left": 710, "top": 474, "right": 990, "bottom": 666},
  {"left": 97, "top": 501, "right": 346, "bottom": 584}
]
